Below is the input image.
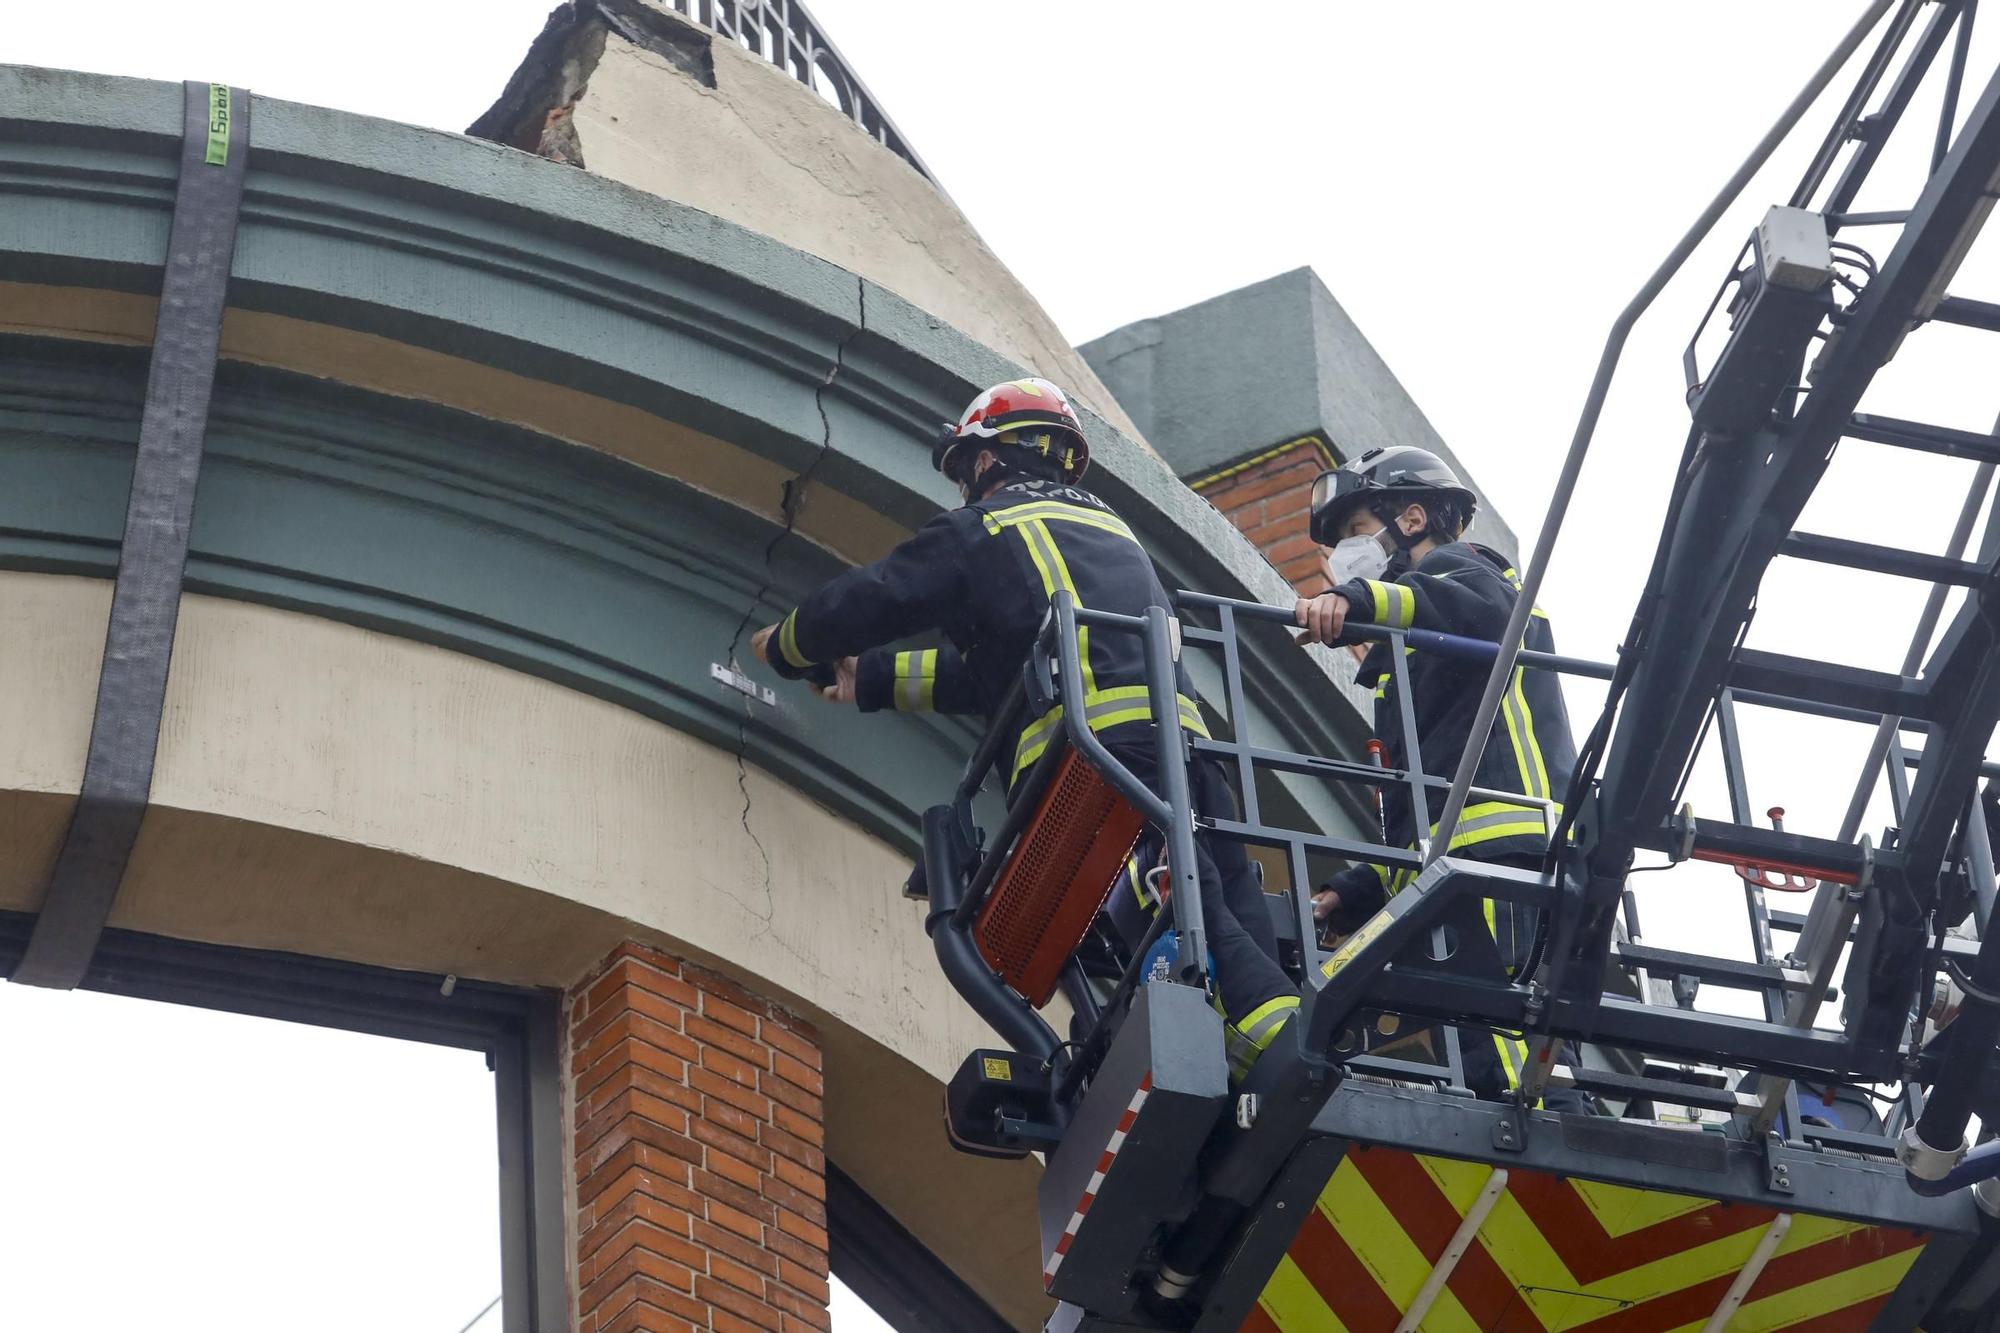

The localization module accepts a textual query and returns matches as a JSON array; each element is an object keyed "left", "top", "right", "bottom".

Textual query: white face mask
[{"left": 1323, "top": 528, "right": 1396, "bottom": 585}]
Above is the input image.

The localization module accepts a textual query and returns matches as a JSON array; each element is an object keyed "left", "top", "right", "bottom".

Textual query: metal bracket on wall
[
  {"left": 710, "top": 660, "right": 777, "bottom": 706},
  {"left": 13, "top": 81, "right": 249, "bottom": 989}
]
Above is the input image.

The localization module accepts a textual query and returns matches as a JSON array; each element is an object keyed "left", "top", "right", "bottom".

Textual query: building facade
[{"left": 0, "top": 10, "right": 1501, "bottom": 1328}]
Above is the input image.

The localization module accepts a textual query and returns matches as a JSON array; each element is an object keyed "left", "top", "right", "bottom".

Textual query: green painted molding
[{"left": 0, "top": 64, "right": 1375, "bottom": 847}]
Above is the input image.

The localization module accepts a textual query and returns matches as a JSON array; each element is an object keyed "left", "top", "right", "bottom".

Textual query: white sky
[{"left": 7, "top": 3, "right": 1998, "bottom": 1330}]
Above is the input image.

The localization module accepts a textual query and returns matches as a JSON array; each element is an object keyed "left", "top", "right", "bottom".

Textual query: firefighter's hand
[
  {"left": 1312, "top": 888, "right": 1341, "bottom": 922},
  {"left": 750, "top": 623, "right": 779, "bottom": 666},
  {"left": 813, "top": 657, "right": 858, "bottom": 705},
  {"left": 1293, "top": 592, "right": 1350, "bottom": 646}
]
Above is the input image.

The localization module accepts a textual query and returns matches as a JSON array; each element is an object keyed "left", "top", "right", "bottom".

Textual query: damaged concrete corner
[
  {"left": 467, "top": 0, "right": 716, "bottom": 167},
  {"left": 464, "top": 0, "right": 1157, "bottom": 452}
]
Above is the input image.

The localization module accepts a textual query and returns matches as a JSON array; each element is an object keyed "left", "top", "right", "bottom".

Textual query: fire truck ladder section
[{"left": 917, "top": 5, "right": 2000, "bottom": 1329}]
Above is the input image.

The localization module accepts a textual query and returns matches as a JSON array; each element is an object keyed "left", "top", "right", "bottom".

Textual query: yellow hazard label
[
  {"left": 983, "top": 1056, "right": 1012, "bottom": 1081},
  {"left": 1321, "top": 910, "right": 1391, "bottom": 980}
]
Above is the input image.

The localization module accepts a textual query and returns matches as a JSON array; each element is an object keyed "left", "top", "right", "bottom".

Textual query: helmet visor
[
  {"left": 1308, "top": 468, "right": 1371, "bottom": 545},
  {"left": 933, "top": 422, "right": 974, "bottom": 484},
  {"left": 1309, "top": 469, "right": 1341, "bottom": 515}
]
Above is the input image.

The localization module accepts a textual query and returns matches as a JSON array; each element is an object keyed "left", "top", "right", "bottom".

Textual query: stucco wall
[
  {"left": 0, "top": 569, "right": 1053, "bottom": 1325},
  {"left": 471, "top": 1, "right": 1149, "bottom": 447}
]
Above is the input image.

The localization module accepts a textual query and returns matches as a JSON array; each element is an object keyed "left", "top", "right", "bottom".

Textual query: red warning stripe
[
  {"left": 1502, "top": 1167, "right": 1778, "bottom": 1284},
  {"left": 1345, "top": 1147, "right": 1518, "bottom": 1329},
  {"left": 1273, "top": 1148, "right": 1928, "bottom": 1333},
  {"left": 1043, "top": 1073, "right": 1153, "bottom": 1287},
  {"left": 1240, "top": 1302, "right": 1284, "bottom": 1333},
  {"left": 1286, "top": 1197, "right": 1406, "bottom": 1332},
  {"left": 1564, "top": 1224, "right": 1927, "bottom": 1333}
]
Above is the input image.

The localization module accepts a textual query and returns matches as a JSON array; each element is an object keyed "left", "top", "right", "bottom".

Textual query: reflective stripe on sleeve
[
  {"left": 893, "top": 649, "right": 937, "bottom": 711},
  {"left": 1362, "top": 579, "right": 1415, "bottom": 629},
  {"left": 777, "top": 609, "right": 812, "bottom": 670}
]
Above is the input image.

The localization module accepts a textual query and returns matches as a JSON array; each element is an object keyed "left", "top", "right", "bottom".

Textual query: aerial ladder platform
[{"left": 915, "top": 4, "right": 2000, "bottom": 1328}]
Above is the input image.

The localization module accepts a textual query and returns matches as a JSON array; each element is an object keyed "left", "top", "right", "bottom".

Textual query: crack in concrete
[{"left": 723, "top": 273, "right": 869, "bottom": 944}]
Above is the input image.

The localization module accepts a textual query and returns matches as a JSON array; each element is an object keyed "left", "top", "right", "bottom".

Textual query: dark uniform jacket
[
  {"left": 1322, "top": 540, "right": 1576, "bottom": 931},
  {"left": 766, "top": 478, "right": 1207, "bottom": 780}
]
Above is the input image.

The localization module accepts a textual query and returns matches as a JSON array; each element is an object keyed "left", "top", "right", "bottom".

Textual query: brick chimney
[{"left": 1190, "top": 435, "right": 1336, "bottom": 596}]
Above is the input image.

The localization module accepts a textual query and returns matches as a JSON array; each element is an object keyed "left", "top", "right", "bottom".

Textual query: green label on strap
[{"left": 205, "top": 84, "right": 231, "bottom": 166}]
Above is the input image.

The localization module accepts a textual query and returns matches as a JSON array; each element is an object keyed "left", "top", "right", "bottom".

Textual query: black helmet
[{"left": 1308, "top": 445, "right": 1477, "bottom": 547}]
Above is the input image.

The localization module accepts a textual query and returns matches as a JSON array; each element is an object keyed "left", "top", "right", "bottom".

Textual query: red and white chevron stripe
[{"left": 1043, "top": 1073, "right": 1154, "bottom": 1287}]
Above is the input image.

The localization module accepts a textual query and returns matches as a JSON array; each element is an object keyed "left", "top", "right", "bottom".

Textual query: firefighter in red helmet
[{"left": 754, "top": 378, "right": 1297, "bottom": 1080}]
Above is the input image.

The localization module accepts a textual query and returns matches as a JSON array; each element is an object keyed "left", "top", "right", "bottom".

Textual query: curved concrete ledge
[{"left": 0, "top": 69, "right": 1377, "bottom": 837}]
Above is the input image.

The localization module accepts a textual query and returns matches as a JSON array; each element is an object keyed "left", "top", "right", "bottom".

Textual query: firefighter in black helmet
[
  {"left": 752, "top": 379, "right": 1298, "bottom": 1081},
  {"left": 1296, "top": 445, "right": 1585, "bottom": 1108}
]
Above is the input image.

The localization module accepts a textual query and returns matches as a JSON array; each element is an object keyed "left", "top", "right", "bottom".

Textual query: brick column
[
  {"left": 1192, "top": 436, "right": 1336, "bottom": 595},
  {"left": 568, "top": 943, "right": 830, "bottom": 1333}
]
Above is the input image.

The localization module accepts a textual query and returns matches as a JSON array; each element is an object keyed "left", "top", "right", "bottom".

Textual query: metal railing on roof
[{"left": 664, "top": 0, "right": 939, "bottom": 184}]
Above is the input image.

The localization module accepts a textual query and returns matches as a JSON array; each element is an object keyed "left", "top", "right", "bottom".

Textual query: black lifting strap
[{"left": 14, "top": 82, "right": 249, "bottom": 989}]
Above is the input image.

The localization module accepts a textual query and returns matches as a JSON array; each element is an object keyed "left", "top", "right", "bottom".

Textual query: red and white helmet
[{"left": 933, "top": 377, "right": 1090, "bottom": 484}]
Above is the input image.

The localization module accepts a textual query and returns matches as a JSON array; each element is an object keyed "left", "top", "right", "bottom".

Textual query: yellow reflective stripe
[
  {"left": 1225, "top": 995, "right": 1298, "bottom": 1081},
  {"left": 1428, "top": 799, "right": 1557, "bottom": 853},
  {"left": 1089, "top": 703, "right": 1155, "bottom": 732},
  {"left": 1418, "top": 1152, "right": 1499, "bottom": 1211},
  {"left": 1319, "top": 1156, "right": 1477, "bottom": 1327},
  {"left": 1499, "top": 669, "right": 1536, "bottom": 799},
  {"left": 982, "top": 504, "right": 1137, "bottom": 541},
  {"left": 1512, "top": 668, "right": 1551, "bottom": 800},
  {"left": 1493, "top": 1033, "right": 1526, "bottom": 1089},
  {"left": 1568, "top": 1176, "right": 1715, "bottom": 1236},
  {"left": 1012, "top": 515, "right": 1063, "bottom": 599},
  {"left": 1456, "top": 818, "right": 1550, "bottom": 845},
  {"left": 987, "top": 502, "right": 1148, "bottom": 732},
  {"left": 1234, "top": 995, "right": 1298, "bottom": 1047},
  {"left": 1127, "top": 854, "right": 1151, "bottom": 913},
  {"left": 1358, "top": 801, "right": 1554, "bottom": 902},
  {"left": 1007, "top": 517, "right": 1100, "bottom": 698},
  {"left": 892, "top": 649, "right": 936, "bottom": 711},
  {"left": 982, "top": 501, "right": 1138, "bottom": 543},
  {"left": 1496, "top": 665, "right": 1552, "bottom": 803},
  {"left": 1011, "top": 689, "right": 1211, "bottom": 777},
  {"left": 1033, "top": 520, "right": 1097, "bottom": 697},
  {"left": 1564, "top": 1210, "right": 1841, "bottom": 1306},
  {"left": 1500, "top": 568, "right": 1551, "bottom": 619},
  {"left": 1362, "top": 578, "right": 1415, "bottom": 629},
  {"left": 1458, "top": 1176, "right": 1828, "bottom": 1320},
  {"left": 1256, "top": 1255, "right": 1347, "bottom": 1333},
  {"left": 1728, "top": 1237, "right": 1923, "bottom": 1329},
  {"left": 777, "top": 610, "right": 811, "bottom": 669}
]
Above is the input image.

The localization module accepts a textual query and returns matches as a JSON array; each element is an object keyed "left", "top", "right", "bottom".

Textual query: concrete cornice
[{"left": 0, "top": 64, "right": 1371, "bottom": 841}]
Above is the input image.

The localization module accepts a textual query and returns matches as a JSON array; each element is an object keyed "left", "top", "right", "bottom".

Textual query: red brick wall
[
  {"left": 569, "top": 943, "right": 829, "bottom": 1333},
  {"left": 1192, "top": 438, "right": 1334, "bottom": 596}
]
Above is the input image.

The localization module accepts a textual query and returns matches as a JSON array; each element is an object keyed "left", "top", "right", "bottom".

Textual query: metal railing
[
  {"left": 933, "top": 587, "right": 2000, "bottom": 1182},
  {"left": 663, "top": 0, "right": 939, "bottom": 183}
]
